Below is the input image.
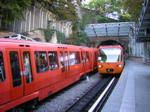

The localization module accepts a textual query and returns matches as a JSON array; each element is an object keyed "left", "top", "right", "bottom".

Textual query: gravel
[{"left": 33, "top": 73, "right": 102, "bottom": 112}]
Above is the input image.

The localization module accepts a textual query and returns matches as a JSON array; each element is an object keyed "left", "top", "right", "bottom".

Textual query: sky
[{"left": 82, "top": 0, "right": 91, "bottom": 4}]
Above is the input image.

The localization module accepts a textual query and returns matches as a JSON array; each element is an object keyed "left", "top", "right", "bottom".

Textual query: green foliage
[
  {"left": 39, "top": 28, "right": 66, "bottom": 43},
  {"left": 86, "top": 0, "right": 123, "bottom": 15},
  {"left": 83, "top": 0, "right": 140, "bottom": 22},
  {"left": 55, "top": 30, "right": 66, "bottom": 43},
  {"left": 80, "top": 14, "right": 90, "bottom": 30},
  {"left": 0, "top": 0, "right": 81, "bottom": 26},
  {"left": 39, "top": 28, "right": 55, "bottom": 42},
  {"left": 96, "top": 14, "right": 118, "bottom": 23},
  {"left": 122, "top": 0, "right": 144, "bottom": 21},
  {"left": 32, "top": 0, "right": 79, "bottom": 21},
  {"left": 78, "top": 32, "right": 89, "bottom": 43},
  {"left": 72, "top": 14, "right": 90, "bottom": 32},
  {"left": 69, "top": 14, "right": 90, "bottom": 45},
  {"left": 0, "top": 0, "right": 31, "bottom": 25},
  {"left": 119, "top": 14, "right": 134, "bottom": 22}
]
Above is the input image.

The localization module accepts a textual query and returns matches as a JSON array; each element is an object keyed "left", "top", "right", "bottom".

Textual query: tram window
[
  {"left": 70, "top": 52, "right": 80, "bottom": 65},
  {"left": 76, "top": 52, "right": 80, "bottom": 64},
  {"left": 0, "top": 52, "right": 5, "bottom": 82},
  {"left": 35, "top": 51, "right": 48, "bottom": 73},
  {"left": 48, "top": 51, "right": 59, "bottom": 70},
  {"left": 99, "top": 48, "right": 121, "bottom": 62},
  {"left": 10, "top": 51, "right": 21, "bottom": 87},
  {"left": 86, "top": 52, "right": 90, "bottom": 62},
  {"left": 70, "top": 52, "right": 76, "bottom": 65},
  {"left": 64, "top": 52, "right": 70, "bottom": 71},
  {"left": 64, "top": 52, "right": 69, "bottom": 67},
  {"left": 23, "top": 52, "right": 33, "bottom": 83},
  {"left": 60, "top": 51, "right": 65, "bottom": 72}
]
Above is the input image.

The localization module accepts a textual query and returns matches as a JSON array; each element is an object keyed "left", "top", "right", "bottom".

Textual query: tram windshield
[{"left": 98, "top": 48, "right": 122, "bottom": 63}]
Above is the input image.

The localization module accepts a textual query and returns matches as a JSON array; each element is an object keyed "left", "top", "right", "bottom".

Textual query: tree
[
  {"left": 31, "top": 0, "right": 80, "bottom": 21},
  {"left": 83, "top": 0, "right": 122, "bottom": 22},
  {"left": 122, "top": 0, "right": 144, "bottom": 20},
  {"left": 0, "top": 0, "right": 81, "bottom": 26},
  {"left": 0, "top": 0, "right": 31, "bottom": 25},
  {"left": 69, "top": 14, "right": 90, "bottom": 45},
  {"left": 82, "top": 0, "right": 139, "bottom": 22}
]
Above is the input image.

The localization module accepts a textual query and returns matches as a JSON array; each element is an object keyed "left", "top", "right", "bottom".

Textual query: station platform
[{"left": 102, "top": 57, "right": 150, "bottom": 112}]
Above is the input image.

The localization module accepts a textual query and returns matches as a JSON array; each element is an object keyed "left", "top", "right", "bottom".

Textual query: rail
[{"left": 66, "top": 76, "right": 118, "bottom": 112}]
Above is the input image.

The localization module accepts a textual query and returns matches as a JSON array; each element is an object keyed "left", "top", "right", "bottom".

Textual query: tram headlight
[
  {"left": 117, "top": 64, "right": 122, "bottom": 68},
  {"left": 98, "top": 65, "right": 103, "bottom": 68}
]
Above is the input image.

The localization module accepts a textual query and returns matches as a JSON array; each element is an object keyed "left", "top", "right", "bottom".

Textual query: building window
[
  {"left": 48, "top": 51, "right": 59, "bottom": 70},
  {"left": 0, "top": 52, "right": 5, "bottom": 82},
  {"left": 35, "top": 51, "right": 48, "bottom": 73},
  {"left": 10, "top": 51, "right": 21, "bottom": 87}
]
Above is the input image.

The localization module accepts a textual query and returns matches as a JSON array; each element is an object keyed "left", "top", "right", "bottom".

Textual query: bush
[{"left": 39, "top": 28, "right": 66, "bottom": 43}]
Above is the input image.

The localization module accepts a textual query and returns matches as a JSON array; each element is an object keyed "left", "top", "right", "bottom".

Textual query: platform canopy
[{"left": 85, "top": 22, "right": 135, "bottom": 37}]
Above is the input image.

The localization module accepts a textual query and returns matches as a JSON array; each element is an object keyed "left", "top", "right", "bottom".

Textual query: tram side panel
[{"left": 0, "top": 40, "right": 97, "bottom": 111}]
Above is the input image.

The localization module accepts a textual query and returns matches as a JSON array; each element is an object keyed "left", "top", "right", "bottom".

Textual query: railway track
[{"left": 65, "top": 76, "right": 118, "bottom": 112}]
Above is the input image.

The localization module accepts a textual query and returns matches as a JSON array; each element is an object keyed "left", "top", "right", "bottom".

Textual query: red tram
[
  {"left": 0, "top": 39, "right": 98, "bottom": 111},
  {"left": 97, "top": 45, "right": 124, "bottom": 75}
]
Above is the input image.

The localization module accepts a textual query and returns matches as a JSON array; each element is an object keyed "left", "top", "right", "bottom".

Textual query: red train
[
  {"left": 97, "top": 45, "right": 124, "bottom": 75},
  {"left": 0, "top": 38, "right": 98, "bottom": 111}
]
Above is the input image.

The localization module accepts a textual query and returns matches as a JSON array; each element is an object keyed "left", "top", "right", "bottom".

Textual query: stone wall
[
  {"left": 4, "top": 6, "right": 72, "bottom": 38},
  {"left": 128, "top": 38, "right": 144, "bottom": 57},
  {"left": 128, "top": 25, "right": 144, "bottom": 58},
  {"left": 48, "top": 21, "right": 72, "bottom": 38}
]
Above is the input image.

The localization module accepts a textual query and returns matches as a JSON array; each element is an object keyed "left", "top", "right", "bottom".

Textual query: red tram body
[
  {"left": 0, "top": 39, "right": 98, "bottom": 111},
  {"left": 97, "top": 45, "right": 124, "bottom": 75}
]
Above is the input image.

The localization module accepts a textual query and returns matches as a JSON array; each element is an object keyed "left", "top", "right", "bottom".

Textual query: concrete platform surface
[{"left": 102, "top": 58, "right": 150, "bottom": 112}]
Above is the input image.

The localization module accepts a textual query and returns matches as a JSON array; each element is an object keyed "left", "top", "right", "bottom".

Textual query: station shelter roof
[{"left": 85, "top": 22, "right": 135, "bottom": 37}]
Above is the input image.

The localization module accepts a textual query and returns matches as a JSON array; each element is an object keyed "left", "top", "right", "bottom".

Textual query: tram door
[
  {"left": 81, "top": 50, "right": 86, "bottom": 73},
  {"left": 85, "top": 51, "right": 91, "bottom": 71},
  {"left": 20, "top": 49, "right": 34, "bottom": 95},
  {"left": 7, "top": 48, "right": 34, "bottom": 102},
  {"left": 6, "top": 49, "right": 24, "bottom": 102},
  {"left": 59, "top": 50, "right": 70, "bottom": 78}
]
